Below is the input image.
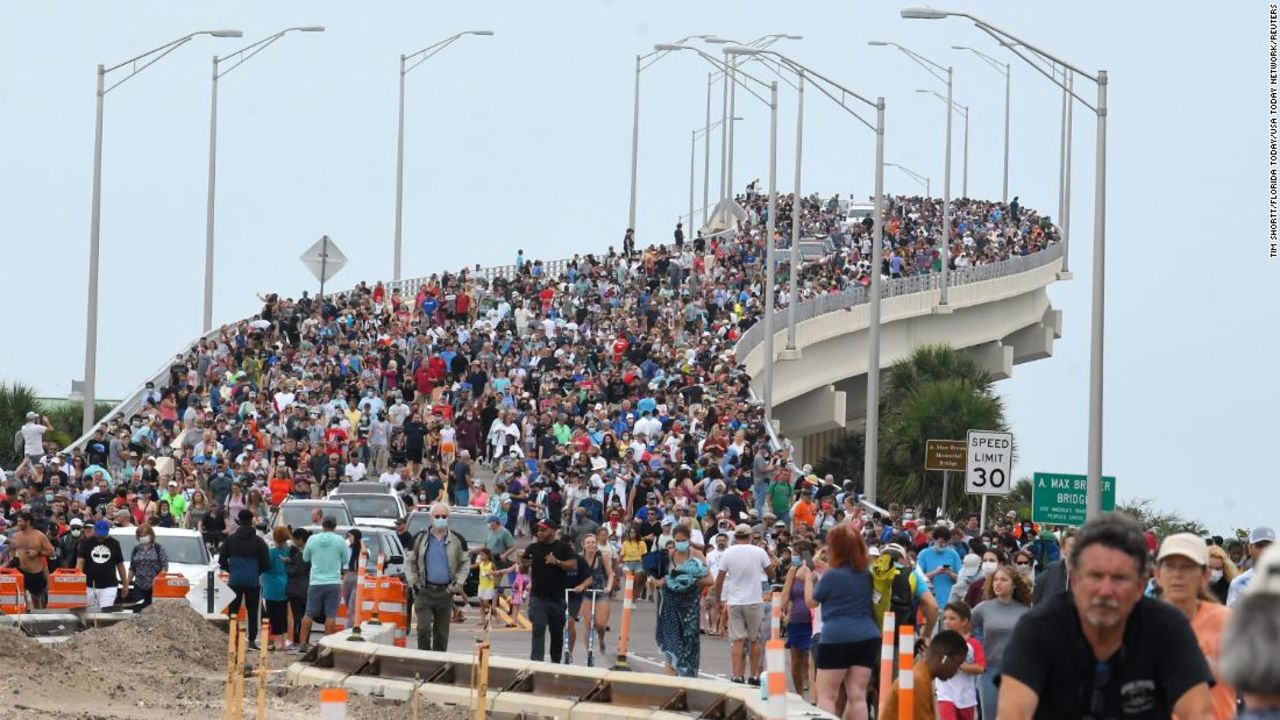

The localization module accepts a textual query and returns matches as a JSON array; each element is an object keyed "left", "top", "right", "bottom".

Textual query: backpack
[
  {"left": 1030, "top": 535, "right": 1061, "bottom": 570},
  {"left": 871, "top": 553, "right": 919, "bottom": 627}
]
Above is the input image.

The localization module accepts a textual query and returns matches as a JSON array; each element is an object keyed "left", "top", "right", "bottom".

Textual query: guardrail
[{"left": 734, "top": 242, "right": 1063, "bottom": 362}]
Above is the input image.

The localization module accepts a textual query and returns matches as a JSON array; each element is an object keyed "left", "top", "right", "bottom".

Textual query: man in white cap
[
  {"left": 19, "top": 412, "right": 53, "bottom": 465},
  {"left": 1228, "top": 526, "right": 1276, "bottom": 607},
  {"left": 713, "top": 522, "right": 775, "bottom": 685}
]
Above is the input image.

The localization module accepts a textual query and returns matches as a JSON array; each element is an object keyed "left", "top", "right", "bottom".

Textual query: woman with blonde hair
[
  {"left": 972, "top": 565, "right": 1032, "bottom": 719},
  {"left": 1206, "top": 544, "right": 1238, "bottom": 605}
]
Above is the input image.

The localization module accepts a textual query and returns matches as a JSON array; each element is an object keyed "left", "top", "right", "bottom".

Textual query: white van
[{"left": 844, "top": 202, "right": 876, "bottom": 228}]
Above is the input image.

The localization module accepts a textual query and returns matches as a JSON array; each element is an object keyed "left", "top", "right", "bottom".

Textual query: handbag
[{"left": 641, "top": 549, "right": 663, "bottom": 575}]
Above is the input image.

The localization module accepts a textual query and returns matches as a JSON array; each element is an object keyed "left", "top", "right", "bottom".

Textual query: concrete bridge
[{"left": 736, "top": 243, "right": 1066, "bottom": 466}]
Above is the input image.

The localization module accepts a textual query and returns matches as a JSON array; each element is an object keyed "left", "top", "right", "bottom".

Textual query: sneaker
[
  {"left": 731, "top": 675, "right": 746, "bottom": 684},
  {"left": 247, "top": 641, "right": 260, "bottom": 651},
  {"left": 564, "top": 653, "right": 573, "bottom": 665},
  {"left": 295, "top": 643, "right": 312, "bottom": 654},
  {"left": 747, "top": 677, "right": 761, "bottom": 687}
]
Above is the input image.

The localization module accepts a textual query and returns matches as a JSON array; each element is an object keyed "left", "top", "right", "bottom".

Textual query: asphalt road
[{"left": 407, "top": 593, "right": 752, "bottom": 681}]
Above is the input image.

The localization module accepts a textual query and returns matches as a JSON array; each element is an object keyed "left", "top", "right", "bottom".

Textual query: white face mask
[
  {"left": 981, "top": 561, "right": 997, "bottom": 574},
  {"left": 138, "top": 536, "right": 152, "bottom": 544},
  {"left": 1209, "top": 569, "right": 1223, "bottom": 583}
]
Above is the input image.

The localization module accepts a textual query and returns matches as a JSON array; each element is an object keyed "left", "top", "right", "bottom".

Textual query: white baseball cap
[{"left": 1156, "top": 533, "right": 1208, "bottom": 566}]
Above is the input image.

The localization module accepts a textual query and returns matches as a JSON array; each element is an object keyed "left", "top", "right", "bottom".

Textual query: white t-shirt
[
  {"left": 344, "top": 462, "right": 367, "bottom": 481},
  {"left": 717, "top": 542, "right": 771, "bottom": 606},
  {"left": 20, "top": 422, "right": 46, "bottom": 455}
]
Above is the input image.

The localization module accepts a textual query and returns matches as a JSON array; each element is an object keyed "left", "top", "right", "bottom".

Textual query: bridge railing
[{"left": 734, "top": 242, "right": 1063, "bottom": 362}]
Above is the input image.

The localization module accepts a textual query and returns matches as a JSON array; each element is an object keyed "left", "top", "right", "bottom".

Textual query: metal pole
[
  {"left": 727, "top": 58, "right": 737, "bottom": 200},
  {"left": 1086, "top": 70, "right": 1107, "bottom": 520},
  {"left": 627, "top": 55, "right": 641, "bottom": 235},
  {"left": 703, "top": 72, "right": 712, "bottom": 229},
  {"left": 689, "top": 130, "right": 695, "bottom": 240},
  {"left": 785, "top": 72, "right": 803, "bottom": 351},
  {"left": 1063, "top": 71, "right": 1074, "bottom": 274},
  {"left": 939, "top": 66, "right": 953, "bottom": 306},
  {"left": 1057, "top": 70, "right": 1067, "bottom": 271},
  {"left": 1002, "top": 63, "right": 1010, "bottom": 204},
  {"left": 719, "top": 69, "right": 729, "bottom": 202},
  {"left": 82, "top": 65, "right": 105, "bottom": 435},
  {"left": 961, "top": 107, "right": 969, "bottom": 199},
  {"left": 941, "top": 470, "right": 949, "bottom": 518},
  {"left": 203, "top": 57, "right": 218, "bottom": 334},
  {"left": 393, "top": 55, "right": 406, "bottom": 281},
  {"left": 979, "top": 495, "right": 988, "bottom": 533},
  {"left": 319, "top": 235, "right": 329, "bottom": 299},
  {"left": 863, "top": 99, "right": 886, "bottom": 506},
  {"left": 761, "top": 82, "right": 778, "bottom": 415}
]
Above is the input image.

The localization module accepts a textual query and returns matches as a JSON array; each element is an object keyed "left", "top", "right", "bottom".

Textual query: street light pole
[
  {"left": 886, "top": 163, "right": 931, "bottom": 198},
  {"left": 203, "top": 26, "right": 323, "bottom": 332},
  {"left": 688, "top": 128, "right": 695, "bottom": 238},
  {"left": 83, "top": 29, "right": 243, "bottom": 434},
  {"left": 703, "top": 72, "right": 712, "bottom": 229},
  {"left": 785, "top": 71, "right": 804, "bottom": 353},
  {"left": 628, "top": 53, "right": 641, "bottom": 234},
  {"left": 762, "top": 80, "right": 779, "bottom": 414},
  {"left": 393, "top": 30, "right": 493, "bottom": 282},
  {"left": 953, "top": 46, "right": 1009, "bottom": 203},
  {"left": 902, "top": 5, "right": 1108, "bottom": 518}
]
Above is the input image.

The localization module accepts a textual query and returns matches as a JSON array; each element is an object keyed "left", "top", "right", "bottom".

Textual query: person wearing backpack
[
  {"left": 219, "top": 508, "right": 271, "bottom": 649},
  {"left": 871, "top": 543, "right": 939, "bottom": 641}
]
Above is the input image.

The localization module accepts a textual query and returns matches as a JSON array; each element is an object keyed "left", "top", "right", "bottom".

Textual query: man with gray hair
[
  {"left": 405, "top": 502, "right": 469, "bottom": 652},
  {"left": 996, "top": 513, "right": 1214, "bottom": 719}
]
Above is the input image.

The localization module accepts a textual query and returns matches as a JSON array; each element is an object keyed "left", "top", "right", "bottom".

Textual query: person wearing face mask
[
  {"left": 126, "top": 523, "right": 168, "bottom": 609},
  {"left": 59, "top": 517, "right": 87, "bottom": 568},
  {"left": 405, "top": 502, "right": 470, "bottom": 652},
  {"left": 919, "top": 526, "right": 964, "bottom": 610},
  {"left": 1205, "top": 544, "right": 1237, "bottom": 605},
  {"left": 948, "top": 553, "right": 984, "bottom": 605},
  {"left": 654, "top": 525, "right": 711, "bottom": 677},
  {"left": 780, "top": 540, "right": 815, "bottom": 700}
]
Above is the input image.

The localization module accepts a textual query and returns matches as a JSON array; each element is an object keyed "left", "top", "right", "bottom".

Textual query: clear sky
[{"left": 2, "top": 1, "right": 1273, "bottom": 534}]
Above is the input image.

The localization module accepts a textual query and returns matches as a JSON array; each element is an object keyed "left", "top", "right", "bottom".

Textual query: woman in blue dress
[{"left": 654, "top": 526, "right": 712, "bottom": 678}]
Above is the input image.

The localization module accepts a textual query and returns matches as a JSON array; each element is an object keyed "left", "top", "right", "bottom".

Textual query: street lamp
[
  {"left": 393, "top": 30, "right": 493, "bottom": 281},
  {"left": 886, "top": 162, "right": 931, "bottom": 197},
  {"left": 916, "top": 89, "right": 968, "bottom": 199},
  {"left": 203, "top": 26, "right": 324, "bottom": 334},
  {"left": 869, "top": 40, "right": 953, "bottom": 311},
  {"left": 82, "top": 29, "right": 243, "bottom": 434},
  {"left": 904, "top": 6, "right": 1109, "bottom": 520},
  {"left": 657, "top": 44, "right": 781, "bottom": 415},
  {"left": 624, "top": 34, "right": 716, "bottom": 240},
  {"left": 703, "top": 35, "right": 801, "bottom": 206},
  {"left": 724, "top": 46, "right": 887, "bottom": 504},
  {"left": 952, "top": 45, "right": 1011, "bottom": 203}
]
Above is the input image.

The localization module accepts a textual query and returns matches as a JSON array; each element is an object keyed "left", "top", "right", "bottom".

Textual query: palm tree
[
  {"left": 884, "top": 344, "right": 994, "bottom": 408},
  {"left": 0, "top": 382, "right": 41, "bottom": 467},
  {"left": 880, "top": 378, "right": 1007, "bottom": 513}
]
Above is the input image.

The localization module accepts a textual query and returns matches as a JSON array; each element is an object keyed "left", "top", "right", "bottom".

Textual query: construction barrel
[
  {"left": 0, "top": 568, "right": 27, "bottom": 614},
  {"left": 47, "top": 568, "right": 88, "bottom": 609}
]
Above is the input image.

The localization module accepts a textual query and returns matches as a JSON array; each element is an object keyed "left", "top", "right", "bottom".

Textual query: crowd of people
[{"left": 13, "top": 187, "right": 1279, "bottom": 718}]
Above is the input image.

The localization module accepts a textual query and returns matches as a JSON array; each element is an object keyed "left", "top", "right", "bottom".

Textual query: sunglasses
[
  {"left": 1015, "top": 560, "right": 1031, "bottom": 566},
  {"left": 432, "top": 514, "right": 448, "bottom": 519}
]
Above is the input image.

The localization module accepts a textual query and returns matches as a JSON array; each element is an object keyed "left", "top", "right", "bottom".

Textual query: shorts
[
  {"left": 728, "top": 604, "right": 764, "bottom": 642},
  {"left": 810, "top": 633, "right": 822, "bottom": 661},
  {"left": 938, "top": 702, "right": 976, "bottom": 720},
  {"left": 21, "top": 570, "right": 47, "bottom": 598},
  {"left": 815, "top": 637, "right": 880, "bottom": 670},
  {"left": 305, "top": 583, "right": 341, "bottom": 621},
  {"left": 786, "top": 621, "right": 813, "bottom": 652},
  {"left": 568, "top": 591, "right": 584, "bottom": 619},
  {"left": 479, "top": 588, "right": 496, "bottom": 601}
]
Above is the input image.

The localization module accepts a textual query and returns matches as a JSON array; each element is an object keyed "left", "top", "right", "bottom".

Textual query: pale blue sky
[{"left": 2, "top": 1, "right": 1273, "bottom": 534}]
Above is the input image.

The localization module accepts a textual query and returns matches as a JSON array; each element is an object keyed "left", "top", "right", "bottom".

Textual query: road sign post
[
  {"left": 300, "top": 234, "right": 348, "bottom": 298},
  {"left": 926, "top": 440, "right": 967, "bottom": 518},
  {"left": 965, "top": 430, "right": 1013, "bottom": 531},
  {"left": 1032, "top": 473, "right": 1116, "bottom": 526}
]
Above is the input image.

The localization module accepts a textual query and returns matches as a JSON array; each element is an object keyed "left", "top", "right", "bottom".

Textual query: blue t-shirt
[
  {"left": 917, "top": 545, "right": 964, "bottom": 604},
  {"left": 812, "top": 566, "right": 880, "bottom": 644}
]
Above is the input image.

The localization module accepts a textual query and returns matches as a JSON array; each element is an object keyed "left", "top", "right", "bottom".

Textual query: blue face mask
[
  {"left": 791, "top": 556, "right": 802, "bottom": 567},
  {"left": 433, "top": 518, "right": 449, "bottom": 530},
  {"left": 674, "top": 540, "right": 690, "bottom": 553}
]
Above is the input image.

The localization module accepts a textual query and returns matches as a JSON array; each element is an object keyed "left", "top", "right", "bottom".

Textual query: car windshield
[
  {"left": 342, "top": 496, "right": 401, "bottom": 519},
  {"left": 282, "top": 504, "right": 352, "bottom": 528},
  {"left": 404, "top": 512, "right": 487, "bottom": 545},
  {"left": 116, "top": 534, "right": 208, "bottom": 565},
  {"left": 405, "top": 513, "right": 431, "bottom": 538}
]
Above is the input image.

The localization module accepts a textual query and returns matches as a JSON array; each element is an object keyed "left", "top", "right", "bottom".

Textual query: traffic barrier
[
  {"left": 320, "top": 687, "right": 348, "bottom": 720},
  {"left": 154, "top": 572, "right": 190, "bottom": 600},
  {"left": 47, "top": 568, "right": 87, "bottom": 609},
  {"left": 357, "top": 575, "right": 408, "bottom": 646},
  {"left": 0, "top": 568, "right": 26, "bottom": 614},
  {"left": 766, "top": 638, "right": 786, "bottom": 720},
  {"left": 763, "top": 591, "right": 780, "bottom": 700},
  {"left": 769, "top": 590, "right": 781, "bottom": 641},
  {"left": 614, "top": 571, "right": 634, "bottom": 670},
  {"left": 257, "top": 618, "right": 270, "bottom": 719},
  {"left": 897, "top": 625, "right": 914, "bottom": 720},
  {"left": 878, "top": 612, "right": 895, "bottom": 710}
]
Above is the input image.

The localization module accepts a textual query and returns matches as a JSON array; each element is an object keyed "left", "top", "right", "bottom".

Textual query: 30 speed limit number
[{"left": 965, "top": 430, "right": 1014, "bottom": 495}]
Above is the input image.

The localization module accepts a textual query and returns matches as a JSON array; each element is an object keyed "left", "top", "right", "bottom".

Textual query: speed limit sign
[{"left": 965, "top": 430, "right": 1014, "bottom": 495}]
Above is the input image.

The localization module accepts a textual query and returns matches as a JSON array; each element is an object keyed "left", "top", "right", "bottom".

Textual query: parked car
[
  {"left": 337, "top": 493, "right": 407, "bottom": 529},
  {"left": 797, "top": 235, "right": 835, "bottom": 262},
  {"left": 271, "top": 498, "right": 353, "bottom": 530},
  {"left": 326, "top": 481, "right": 393, "bottom": 497},
  {"left": 110, "top": 527, "right": 234, "bottom": 613}
]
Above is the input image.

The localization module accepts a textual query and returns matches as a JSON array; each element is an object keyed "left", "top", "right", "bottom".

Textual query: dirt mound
[
  {"left": 60, "top": 601, "right": 229, "bottom": 673},
  {"left": 0, "top": 625, "right": 64, "bottom": 665}
]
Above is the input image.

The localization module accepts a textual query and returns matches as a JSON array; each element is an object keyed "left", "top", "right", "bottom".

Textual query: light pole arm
[
  {"left": 972, "top": 25, "right": 1097, "bottom": 111},
  {"left": 639, "top": 34, "right": 715, "bottom": 68},
  {"left": 103, "top": 35, "right": 196, "bottom": 93},
  {"left": 735, "top": 49, "right": 877, "bottom": 132},
  {"left": 957, "top": 46, "right": 1008, "bottom": 75},
  {"left": 405, "top": 36, "right": 464, "bottom": 73},
  {"left": 890, "top": 43, "right": 949, "bottom": 85},
  {"left": 666, "top": 46, "right": 773, "bottom": 105},
  {"left": 216, "top": 28, "right": 314, "bottom": 79}
]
